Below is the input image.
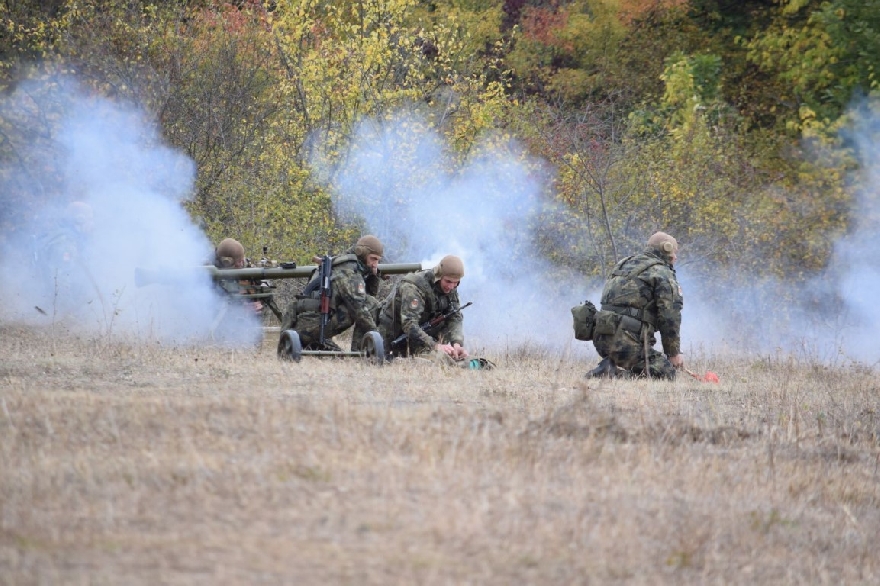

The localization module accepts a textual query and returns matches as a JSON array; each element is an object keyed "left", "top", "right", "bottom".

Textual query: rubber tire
[
  {"left": 277, "top": 329, "right": 303, "bottom": 362},
  {"left": 361, "top": 331, "right": 385, "bottom": 365}
]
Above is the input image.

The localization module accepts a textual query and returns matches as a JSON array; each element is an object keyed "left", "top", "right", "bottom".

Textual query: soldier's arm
[
  {"left": 653, "top": 270, "right": 682, "bottom": 357},
  {"left": 440, "top": 295, "right": 465, "bottom": 346},
  {"left": 335, "top": 271, "right": 379, "bottom": 332},
  {"left": 397, "top": 282, "right": 436, "bottom": 348}
]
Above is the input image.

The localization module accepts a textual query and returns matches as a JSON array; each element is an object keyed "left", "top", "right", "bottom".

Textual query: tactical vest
[
  {"left": 600, "top": 254, "right": 664, "bottom": 327},
  {"left": 301, "top": 253, "right": 362, "bottom": 298},
  {"left": 399, "top": 269, "right": 453, "bottom": 316}
]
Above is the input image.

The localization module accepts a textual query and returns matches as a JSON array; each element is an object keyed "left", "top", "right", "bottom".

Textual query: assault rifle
[
  {"left": 317, "top": 254, "right": 333, "bottom": 345},
  {"left": 388, "top": 301, "right": 472, "bottom": 357}
]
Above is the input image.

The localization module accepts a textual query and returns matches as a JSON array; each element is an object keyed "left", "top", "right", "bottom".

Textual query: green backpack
[{"left": 571, "top": 300, "right": 597, "bottom": 341}]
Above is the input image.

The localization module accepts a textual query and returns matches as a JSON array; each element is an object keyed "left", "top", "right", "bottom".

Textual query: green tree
[{"left": 746, "top": 0, "right": 880, "bottom": 136}]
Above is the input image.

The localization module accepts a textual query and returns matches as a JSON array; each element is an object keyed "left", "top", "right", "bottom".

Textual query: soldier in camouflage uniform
[
  {"left": 280, "top": 235, "right": 385, "bottom": 351},
  {"left": 378, "top": 255, "right": 469, "bottom": 361},
  {"left": 589, "top": 232, "right": 684, "bottom": 379},
  {"left": 214, "top": 238, "right": 264, "bottom": 314},
  {"left": 34, "top": 201, "right": 94, "bottom": 310}
]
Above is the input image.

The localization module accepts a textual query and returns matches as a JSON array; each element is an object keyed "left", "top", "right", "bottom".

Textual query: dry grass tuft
[{"left": 1, "top": 324, "right": 878, "bottom": 584}]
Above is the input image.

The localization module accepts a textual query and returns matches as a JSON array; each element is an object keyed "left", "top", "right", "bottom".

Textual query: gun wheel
[
  {"left": 277, "top": 329, "right": 303, "bottom": 362},
  {"left": 361, "top": 331, "right": 385, "bottom": 366}
]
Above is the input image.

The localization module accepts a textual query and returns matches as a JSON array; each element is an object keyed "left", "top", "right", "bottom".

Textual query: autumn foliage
[{"left": 1, "top": 0, "right": 877, "bottom": 279}]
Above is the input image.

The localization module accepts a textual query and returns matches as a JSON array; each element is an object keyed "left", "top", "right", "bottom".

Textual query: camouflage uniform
[
  {"left": 213, "top": 261, "right": 273, "bottom": 317},
  {"left": 212, "top": 238, "right": 272, "bottom": 318},
  {"left": 34, "top": 219, "right": 91, "bottom": 311},
  {"left": 591, "top": 248, "right": 683, "bottom": 379},
  {"left": 378, "top": 269, "right": 464, "bottom": 357},
  {"left": 280, "top": 251, "right": 382, "bottom": 351}
]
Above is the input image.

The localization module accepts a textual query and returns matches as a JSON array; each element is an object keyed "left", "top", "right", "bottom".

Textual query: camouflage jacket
[
  {"left": 600, "top": 249, "right": 683, "bottom": 356},
  {"left": 379, "top": 268, "right": 464, "bottom": 349},
  {"left": 302, "top": 253, "right": 379, "bottom": 333},
  {"left": 35, "top": 224, "right": 86, "bottom": 268}
]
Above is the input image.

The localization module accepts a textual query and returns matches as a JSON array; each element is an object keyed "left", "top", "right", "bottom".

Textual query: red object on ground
[{"left": 685, "top": 368, "right": 720, "bottom": 383}]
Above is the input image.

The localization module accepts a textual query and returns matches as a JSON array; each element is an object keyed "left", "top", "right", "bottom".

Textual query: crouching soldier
[
  {"left": 589, "top": 231, "right": 684, "bottom": 379},
  {"left": 378, "top": 255, "right": 470, "bottom": 363},
  {"left": 280, "top": 235, "right": 385, "bottom": 351}
]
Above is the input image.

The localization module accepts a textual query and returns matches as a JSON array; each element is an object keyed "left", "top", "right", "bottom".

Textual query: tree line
[{"left": 1, "top": 0, "right": 878, "bottom": 284}]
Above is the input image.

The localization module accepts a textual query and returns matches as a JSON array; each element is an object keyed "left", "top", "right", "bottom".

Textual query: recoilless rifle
[{"left": 134, "top": 257, "right": 421, "bottom": 347}]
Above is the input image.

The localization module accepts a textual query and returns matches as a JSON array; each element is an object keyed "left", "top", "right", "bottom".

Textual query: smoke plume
[
  {"left": 671, "top": 101, "right": 880, "bottom": 367},
  {"left": 0, "top": 77, "right": 262, "bottom": 345},
  {"left": 310, "top": 113, "right": 596, "bottom": 358}
]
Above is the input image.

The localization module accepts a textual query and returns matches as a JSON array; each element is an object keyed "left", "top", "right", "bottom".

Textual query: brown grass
[{"left": 1, "top": 323, "right": 878, "bottom": 584}]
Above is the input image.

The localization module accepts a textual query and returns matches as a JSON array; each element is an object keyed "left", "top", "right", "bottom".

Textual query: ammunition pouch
[
  {"left": 594, "top": 309, "right": 644, "bottom": 337},
  {"left": 593, "top": 310, "right": 620, "bottom": 336},
  {"left": 296, "top": 298, "right": 322, "bottom": 313},
  {"left": 619, "top": 315, "right": 642, "bottom": 335},
  {"left": 602, "top": 303, "right": 643, "bottom": 320}
]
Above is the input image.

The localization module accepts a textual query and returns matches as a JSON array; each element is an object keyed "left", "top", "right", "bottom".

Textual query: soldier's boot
[
  {"left": 319, "top": 339, "right": 343, "bottom": 352},
  {"left": 587, "top": 357, "right": 615, "bottom": 378}
]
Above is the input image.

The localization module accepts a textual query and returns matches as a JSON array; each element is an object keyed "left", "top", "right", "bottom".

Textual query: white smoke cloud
[
  {"left": 677, "top": 100, "right": 880, "bottom": 367},
  {"left": 0, "top": 77, "right": 261, "bottom": 345},
  {"left": 310, "top": 112, "right": 596, "bottom": 358},
  {"left": 821, "top": 102, "right": 880, "bottom": 363}
]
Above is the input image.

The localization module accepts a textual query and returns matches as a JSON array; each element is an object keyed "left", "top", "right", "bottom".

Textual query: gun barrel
[
  {"left": 205, "top": 263, "right": 422, "bottom": 281},
  {"left": 135, "top": 263, "right": 423, "bottom": 287}
]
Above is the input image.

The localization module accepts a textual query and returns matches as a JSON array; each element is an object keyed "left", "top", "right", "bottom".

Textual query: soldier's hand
[
  {"left": 436, "top": 343, "right": 468, "bottom": 361},
  {"left": 436, "top": 343, "right": 456, "bottom": 359},
  {"left": 669, "top": 354, "right": 684, "bottom": 369}
]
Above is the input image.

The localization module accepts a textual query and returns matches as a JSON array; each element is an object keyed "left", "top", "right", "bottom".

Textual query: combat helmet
[
  {"left": 354, "top": 235, "right": 384, "bottom": 260},
  {"left": 646, "top": 231, "right": 678, "bottom": 261},
  {"left": 215, "top": 238, "right": 245, "bottom": 268},
  {"left": 433, "top": 255, "right": 464, "bottom": 281}
]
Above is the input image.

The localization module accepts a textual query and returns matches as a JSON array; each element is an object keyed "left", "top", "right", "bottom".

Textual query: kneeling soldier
[
  {"left": 280, "top": 235, "right": 384, "bottom": 351},
  {"left": 589, "top": 231, "right": 684, "bottom": 379},
  {"left": 378, "top": 255, "right": 469, "bottom": 362}
]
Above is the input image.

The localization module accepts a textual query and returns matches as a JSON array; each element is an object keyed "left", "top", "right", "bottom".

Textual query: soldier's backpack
[{"left": 571, "top": 300, "right": 598, "bottom": 341}]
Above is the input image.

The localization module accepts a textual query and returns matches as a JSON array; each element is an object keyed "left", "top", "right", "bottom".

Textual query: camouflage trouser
[
  {"left": 592, "top": 328, "right": 676, "bottom": 380},
  {"left": 280, "top": 296, "right": 380, "bottom": 351}
]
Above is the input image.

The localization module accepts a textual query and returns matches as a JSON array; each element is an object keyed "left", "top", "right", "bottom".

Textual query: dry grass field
[{"left": 1, "top": 323, "right": 878, "bottom": 585}]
